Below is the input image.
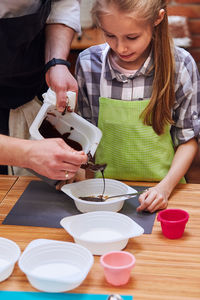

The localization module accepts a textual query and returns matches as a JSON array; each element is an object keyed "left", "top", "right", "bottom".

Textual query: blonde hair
[{"left": 91, "top": 0, "right": 175, "bottom": 135}]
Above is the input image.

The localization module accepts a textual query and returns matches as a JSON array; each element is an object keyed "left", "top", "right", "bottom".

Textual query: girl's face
[{"left": 100, "top": 8, "right": 154, "bottom": 70}]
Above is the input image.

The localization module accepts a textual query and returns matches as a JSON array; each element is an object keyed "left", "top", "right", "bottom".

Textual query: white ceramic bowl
[
  {"left": 61, "top": 178, "right": 137, "bottom": 213},
  {"left": 60, "top": 211, "right": 144, "bottom": 255},
  {"left": 18, "top": 239, "right": 94, "bottom": 292},
  {"left": 0, "top": 237, "right": 21, "bottom": 282}
]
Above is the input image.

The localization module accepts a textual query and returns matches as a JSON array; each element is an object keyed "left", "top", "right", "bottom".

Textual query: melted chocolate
[
  {"left": 81, "top": 162, "right": 107, "bottom": 172},
  {"left": 39, "top": 119, "right": 82, "bottom": 151},
  {"left": 79, "top": 196, "right": 104, "bottom": 202},
  {"left": 39, "top": 118, "right": 107, "bottom": 198},
  {"left": 100, "top": 169, "right": 106, "bottom": 199},
  {"left": 79, "top": 163, "right": 107, "bottom": 202}
]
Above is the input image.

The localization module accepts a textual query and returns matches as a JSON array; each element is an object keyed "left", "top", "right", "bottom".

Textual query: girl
[{"left": 75, "top": 0, "right": 200, "bottom": 212}]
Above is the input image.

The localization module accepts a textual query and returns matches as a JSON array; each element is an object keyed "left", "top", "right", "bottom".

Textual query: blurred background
[{"left": 167, "top": 0, "right": 200, "bottom": 70}]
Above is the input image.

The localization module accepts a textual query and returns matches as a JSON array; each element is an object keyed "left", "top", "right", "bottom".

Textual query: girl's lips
[{"left": 118, "top": 53, "right": 135, "bottom": 59}]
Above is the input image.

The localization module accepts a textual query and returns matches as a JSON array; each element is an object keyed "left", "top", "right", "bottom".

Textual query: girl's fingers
[
  {"left": 137, "top": 188, "right": 167, "bottom": 213},
  {"left": 151, "top": 200, "right": 168, "bottom": 213},
  {"left": 137, "top": 189, "right": 149, "bottom": 203},
  {"left": 137, "top": 190, "right": 155, "bottom": 212},
  {"left": 145, "top": 197, "right": 165, "bottom": 213}
]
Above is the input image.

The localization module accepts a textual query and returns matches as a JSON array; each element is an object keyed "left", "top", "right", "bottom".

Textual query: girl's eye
[
  {"left": 127, "top": 36, "right": 138, "bottom": 40},
  {"left": 105, "top": 33, "right": 115, "bottom": 38}
]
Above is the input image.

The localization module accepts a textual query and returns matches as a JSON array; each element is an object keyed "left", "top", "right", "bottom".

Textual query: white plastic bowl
[
  {"left": 18, "top": 239, "right": 94, "bottom": 292},
  {"left": 61, "top": 178, "right": 137, "bottom": 213},
  {"left": 60, "top": 211, "right": 144, "bottom": 255},
  {"left": 0, "top": 237, "right": 21, "bottom": 282}
]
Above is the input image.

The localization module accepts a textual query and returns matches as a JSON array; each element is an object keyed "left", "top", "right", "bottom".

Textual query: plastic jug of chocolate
[
  {"left": 30, "top": 88, "right": 102, "bottom": 156},
  {"left": 29, "top": 88, "right": 102, "bottom": 186}
]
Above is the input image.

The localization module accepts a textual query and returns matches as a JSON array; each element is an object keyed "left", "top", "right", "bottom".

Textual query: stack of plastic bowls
[
  {"left": 18, "top": 239, "right": 94, "bottom": 292},
  {"left": 0, "top": 237, "right": 21, "bottom": 282}
]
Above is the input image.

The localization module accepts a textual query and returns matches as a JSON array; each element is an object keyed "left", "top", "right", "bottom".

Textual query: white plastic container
[
  {"left": 60, "top": 211, "right": 144, "bottom": 255},
  {"left": 29, "top": 88, "right": 102, "bottom": 157},
  {"left": 18, "top": 239, "right": 94, "bottom": 292},
  {"left": 0, "top": 237, "right": 21, "bottom": 282},
  {"left": 61, "top": 178, "right": 137, "bottom": 212}
]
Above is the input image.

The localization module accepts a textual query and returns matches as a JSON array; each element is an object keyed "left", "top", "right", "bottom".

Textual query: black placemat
[{"left": 3, "top": 181, "right": 156, "bottom": 234}]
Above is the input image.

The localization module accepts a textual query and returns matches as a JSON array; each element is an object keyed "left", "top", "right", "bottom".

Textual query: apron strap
[{"left": 100, "top": 44, "right": 111, "bottom": 98}]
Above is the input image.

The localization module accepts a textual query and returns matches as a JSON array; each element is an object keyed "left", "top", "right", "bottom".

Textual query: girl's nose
[{"left": 116, "top": 40, "right": 128, "bottom": 54}]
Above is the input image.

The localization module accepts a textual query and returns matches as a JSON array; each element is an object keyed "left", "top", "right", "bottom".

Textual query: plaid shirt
[{"left": 75, "top": 43, "right": 200, "bottom": 146}]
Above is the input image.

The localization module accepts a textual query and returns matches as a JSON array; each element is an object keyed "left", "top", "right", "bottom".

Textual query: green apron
[
  {"left": 95, "top": 97, "right": 185, "bottom": 182},
  {"left": 95, "top": 44, "right": 185, "bottom": 183}
]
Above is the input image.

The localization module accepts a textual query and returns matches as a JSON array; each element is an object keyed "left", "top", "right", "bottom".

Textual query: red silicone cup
[
  {"left": 100, "top": 251, "right": 136, "bottom": 286},
  {"left": 157, "top": 209, "right": 189, "bottom": 239}
]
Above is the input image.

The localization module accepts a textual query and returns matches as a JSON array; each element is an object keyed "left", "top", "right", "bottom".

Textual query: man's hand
[
  {"left": 45, "top": 65, "right": 78, "bottom": 112},
  {"left": 25, "top": 138, "right": 87, "bottom": 180}
]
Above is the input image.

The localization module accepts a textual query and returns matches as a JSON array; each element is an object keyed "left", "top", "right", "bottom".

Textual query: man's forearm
[
  {"left": 45, "top": 24, "right": 75, "bottom": 62},
  {"left": 0, "top": 135, "right": 31, "bottom": 168}
]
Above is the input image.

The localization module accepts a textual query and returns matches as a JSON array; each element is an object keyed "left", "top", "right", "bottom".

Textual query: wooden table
[
  {"left": 0, "top": 175, "right": 17, "bottom": 204},
  {"left": 0, "top": 175, "right": 200, "bottom": 300}
]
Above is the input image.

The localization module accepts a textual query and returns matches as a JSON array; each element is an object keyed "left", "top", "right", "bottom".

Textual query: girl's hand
[{"left": 137, "top": 187, "right": 168, "bottom": 213}]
